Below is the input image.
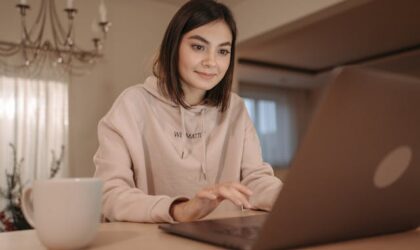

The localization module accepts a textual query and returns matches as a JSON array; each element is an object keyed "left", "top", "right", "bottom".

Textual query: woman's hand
[{"left": 170, "top": 182, "right": 253, "bottom": 222}]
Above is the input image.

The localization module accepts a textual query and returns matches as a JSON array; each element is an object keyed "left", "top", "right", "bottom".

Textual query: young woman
[{"left": 94, "top": 0, "right": 282, "bottom": 223}]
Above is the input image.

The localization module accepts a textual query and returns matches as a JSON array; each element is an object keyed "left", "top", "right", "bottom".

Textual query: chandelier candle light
[{"left": 0, "top": 0, "right": 111, "bottom": 75}]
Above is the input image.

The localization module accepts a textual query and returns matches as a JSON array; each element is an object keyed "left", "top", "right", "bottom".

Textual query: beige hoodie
[{"left": 94, "top": 76, "right": 282, "bottom": 223}]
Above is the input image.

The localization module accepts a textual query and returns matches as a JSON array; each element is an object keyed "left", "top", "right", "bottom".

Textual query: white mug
[{"left": 21, "top": 178, "right": 103, "bottom": 250}]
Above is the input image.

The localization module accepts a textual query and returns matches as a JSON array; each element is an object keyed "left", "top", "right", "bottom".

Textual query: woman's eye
[
  {"left": 191, "top": 44, "right": 205, "bottom": 51},
  {"left": 219, "top": 49, "right": 230, "bottom": 56}
]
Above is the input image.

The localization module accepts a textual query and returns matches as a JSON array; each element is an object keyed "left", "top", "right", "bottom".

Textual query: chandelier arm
[
  {"left": 29, "top": 0, "right": 47, "bottom": 43},
  {"left": 49, "top": 11, "right": 66, "bottom": 63},
  {"left": 20, "top": 14, "right": 33, "bottom": 44},
  {"left": 50, "top": 0, "right": 68, "bottom": 46},
  {"left": 34, "top": 0, "right": 48, "bottom": 47},
  {"left": 45, "top": 0, "right": 65, "bottom": 66},
  {"left": 71, "top": 39, "right": 102, "bottom": 58},
  {"left": 69, "top": 45, "right": 88, "bottom": 57},
  {"left": 0, "top": 49, "right": 22, "bottom": 57},
  {"left": 74, "top": 49, "right": 102, "bottom": 60},
  {"left": 22, "top": 38, "right": 43, "bottom": 66},
  {"left": 74, "top": 51, "right": 101, "bottom": 63},
  {"left": 0, "top": 42, "right": 22, "bottom": 56},
  {"left": 19, "top": 0, "right": 45, "bottom": 46},
  {"left": 49, "top": 9, "right": 70, "bottom": 69},
  {"left": 66, "top": 19, "right": 75, "bottom": 48},
  {"left": 26, "top": 0, "right": 48, "bottom": 63}
]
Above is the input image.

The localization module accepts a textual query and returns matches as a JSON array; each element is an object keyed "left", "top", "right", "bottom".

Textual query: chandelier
[{"left": 0, "top": 0, "right": 111, "bottom": 76}]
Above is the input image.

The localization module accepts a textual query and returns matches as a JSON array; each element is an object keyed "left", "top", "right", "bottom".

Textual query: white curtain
[
  {"left": 0, "top": 72, "right": 69, "bottom": 210},
  {"left": 241, "top": 83, "right": 311, "bottom": 168}
]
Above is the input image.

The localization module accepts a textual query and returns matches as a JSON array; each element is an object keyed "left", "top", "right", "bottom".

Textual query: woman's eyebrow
[{"left": 187, "top": 35, "right": 232, "bottom": 47}]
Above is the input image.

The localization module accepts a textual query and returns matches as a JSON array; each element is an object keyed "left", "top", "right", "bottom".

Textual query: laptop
[{"left": 159, "top": 67, "right": 420, "bottom": 249}]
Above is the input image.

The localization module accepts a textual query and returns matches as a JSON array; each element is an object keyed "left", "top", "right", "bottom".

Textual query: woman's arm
[
  {"left": 93, "top": 94, "right": 186, "bottom": 223},
  {"left": 240, "top": 114, "right": 283, "bottom": 211}
]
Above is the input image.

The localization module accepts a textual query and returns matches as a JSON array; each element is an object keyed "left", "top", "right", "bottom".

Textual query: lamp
[{"left": 0, "top": 0, "right": 111, "bottom": 76}]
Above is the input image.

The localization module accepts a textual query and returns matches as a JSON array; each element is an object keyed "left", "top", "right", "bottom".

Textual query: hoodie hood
[{"left": 143, "top": 75, "right": 176, "bottom": 107}]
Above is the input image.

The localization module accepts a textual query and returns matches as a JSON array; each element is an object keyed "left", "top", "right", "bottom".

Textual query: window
[
  {"left": 241, "top": 84, "right": 311, "bottom": 168},
  {"left": 0, "top": 75, "right": 68, "bottom": 210}
]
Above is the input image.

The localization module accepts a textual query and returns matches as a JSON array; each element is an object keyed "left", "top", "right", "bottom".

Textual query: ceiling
[{"left": 237, "top": 0, "right": 420, "bottom": 77}]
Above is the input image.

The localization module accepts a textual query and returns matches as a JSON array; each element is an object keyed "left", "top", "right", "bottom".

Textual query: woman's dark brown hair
[{"left": 153, "top": 0, "right": 237, "bottom": 112}]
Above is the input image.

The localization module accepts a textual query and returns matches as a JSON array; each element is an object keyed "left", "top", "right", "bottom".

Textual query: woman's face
[{"left": 178, "top": 20, "right": 232, "bottom": 100}]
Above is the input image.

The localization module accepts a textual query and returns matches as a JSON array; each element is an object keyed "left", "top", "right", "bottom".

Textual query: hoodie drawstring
[
  {"left": 200, "top": 109, "right": 207, "bottom": 181},
  {"left": 180, "top": 106, "right": 187, "bottom": 159},
  {"left": 179, "top": 106, "right": 208, "bottom": 181}
]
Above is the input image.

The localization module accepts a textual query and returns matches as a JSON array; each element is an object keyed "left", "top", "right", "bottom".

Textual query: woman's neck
[{"left": 182, "top": 83, "right": 206, "bottom": 106}]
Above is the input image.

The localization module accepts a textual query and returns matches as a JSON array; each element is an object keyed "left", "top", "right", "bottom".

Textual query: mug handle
[{"left": 21, "top": 187, "right": 36, "bottom": 228}]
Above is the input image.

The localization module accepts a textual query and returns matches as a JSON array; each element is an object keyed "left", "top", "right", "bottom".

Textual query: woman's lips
[{"left": 196, "top": 71, "right": 217, "bottom": 80}]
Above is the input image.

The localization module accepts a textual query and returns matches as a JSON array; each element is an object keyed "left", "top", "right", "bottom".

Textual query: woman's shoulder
[
  {"left": 106, "top": 81, "right": 151, "bottom": 116},
  {"left": 114, "top": 77, "right": 158, "bottom": 105},
  {"left": 118, "top": 83, "right": 147, "bottom": 101}
]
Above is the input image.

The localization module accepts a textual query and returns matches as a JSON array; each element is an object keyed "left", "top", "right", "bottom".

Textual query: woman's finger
[
  {"left": 217, "top": 186, "right": 243, "bottom": 207},
  {"left": 196, "top": 190, "right": 217, "bottom": 200},
  {"left": 231, "top": 183, "right": 253, "bottom": 196},
  {"left": 229, "top": 187, "right": 252, "bottom": 209}
]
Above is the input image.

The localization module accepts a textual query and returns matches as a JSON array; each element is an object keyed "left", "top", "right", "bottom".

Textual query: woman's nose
[{"left": 202, "top": 52, "right": 216, "bottom": 67}]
